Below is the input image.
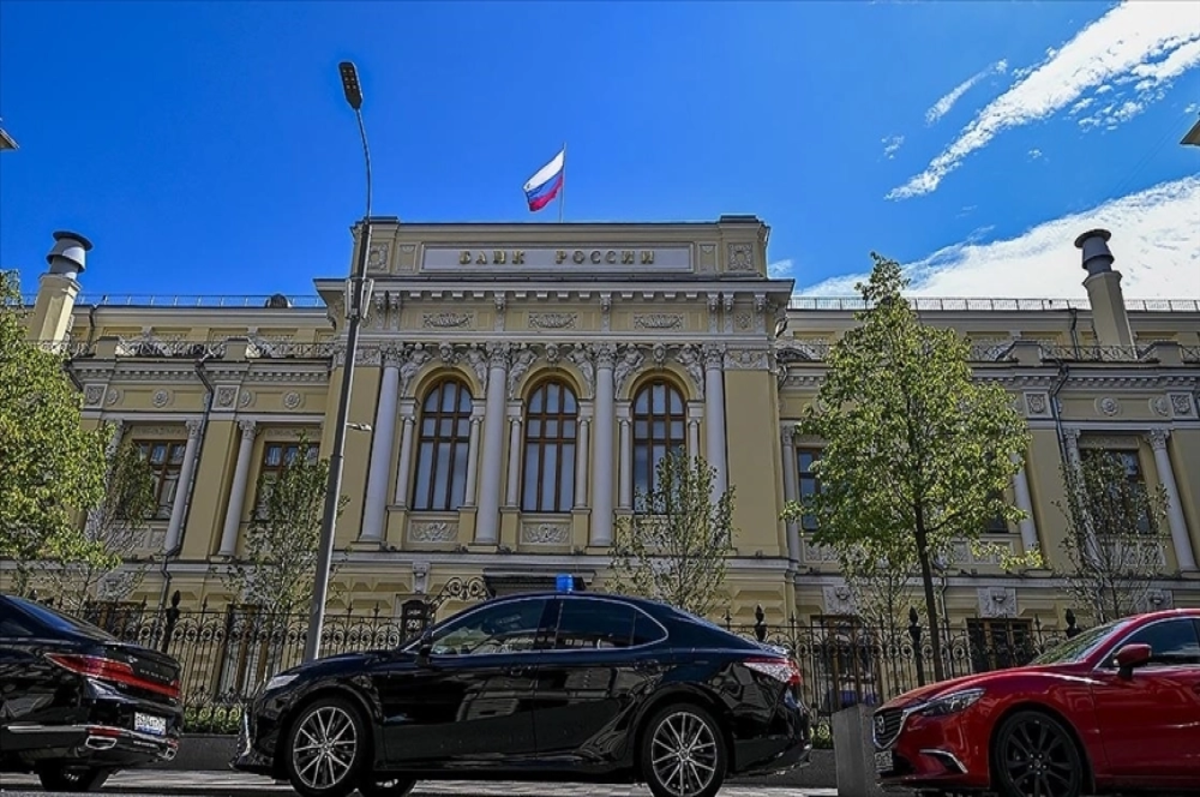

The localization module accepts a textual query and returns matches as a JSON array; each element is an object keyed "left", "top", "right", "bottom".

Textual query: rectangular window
[
  {"left": 1081, "top": 447, "right": 1151, "bottom": 533},
  {"left": 796, "top": 448, "right": 821, "bottom": 531},
  {"left": 254, "top": 441, "right": 318, "bottom": 519},
  {"left": 984, "top": 488, "right": 1010, "bottom": 533},
  {"left": 134, "top": 440, "right": 188, "bottom": 520},
  {"left": 966, "top": 618, "right": 1034, "bottom": 672}
]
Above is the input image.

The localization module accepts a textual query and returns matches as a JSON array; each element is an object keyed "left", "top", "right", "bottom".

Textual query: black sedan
[
  {"left": 0, "top": 593, "right": 183, "bottom": 791},
  {"left": 234, "top": 589, "right": 811, "bottom": 797}
]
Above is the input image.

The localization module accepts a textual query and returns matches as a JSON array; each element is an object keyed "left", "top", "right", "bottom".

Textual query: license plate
[
  {"left": 874, "top": 749, "right": 893, "bottom": 773},
  {"left": 134, "top": 712, "right": 167, "bottom": 737}
]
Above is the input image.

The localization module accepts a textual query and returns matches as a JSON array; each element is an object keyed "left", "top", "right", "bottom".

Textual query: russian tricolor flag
[{"left": 523, "top": 149, "right": 565, "bottom": 212}]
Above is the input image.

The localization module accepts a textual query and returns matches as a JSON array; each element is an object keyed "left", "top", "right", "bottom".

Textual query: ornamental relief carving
[
  {"left": 422, "top": 312, "right": 474, "bottom": 329},
  {"left": 408, "top": 519, "right": 459, "bottom": 543},
  {"left": 367, "top": 242, "right": 391, "bottom": 272},
  {"left": 520, "top": 521, "right": 571, "bottom": 545},
  {"left": 632, "top": 313, "right": 683, "bottom": 331},
  {"left": 84, "top": 385, "right": 106, "bottom": 407},
  {"left": 727, "top": 242, "right": 755, "bottom": 272},
  {"left": 528, "top": 312, "right": 577, "bottom": 330},
  {"left": 1168, "top": 392, "right": 1197, "bottom": 418}
]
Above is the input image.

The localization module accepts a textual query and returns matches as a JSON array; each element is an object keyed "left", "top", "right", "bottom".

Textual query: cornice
[{"left": 69, "top": 359, "right": 331, "bottom": 385}]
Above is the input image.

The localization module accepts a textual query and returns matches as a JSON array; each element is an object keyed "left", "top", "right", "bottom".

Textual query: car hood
[{"left": 881, "top": 663, "right": 1073, "bottom": 710}]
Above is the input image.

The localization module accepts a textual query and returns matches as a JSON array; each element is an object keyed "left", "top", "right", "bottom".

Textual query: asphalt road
[{"left": 0, "top": 771, "right": 839, "bottom": 797}]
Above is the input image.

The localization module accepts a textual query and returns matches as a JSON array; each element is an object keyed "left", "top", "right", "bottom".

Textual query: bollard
[{"left": 831, "top": 704, "right": 888, "bottom": 797}]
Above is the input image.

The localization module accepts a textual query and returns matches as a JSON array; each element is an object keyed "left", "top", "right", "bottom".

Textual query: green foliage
[
  {"left": 1056, "top": 450, "right": 1170, "bottom": 624},
  {"left": 607, "top": 452, "right": 736, "bottom": 619},
  {"left": 780, "top": 255, "right": 1031, "bottom": 680},
  {"left": 223, "top": 433, "right": 346, "bottom": 617},
  {"left": 0, "top": 270, "right": 110, "bottom": 587}
]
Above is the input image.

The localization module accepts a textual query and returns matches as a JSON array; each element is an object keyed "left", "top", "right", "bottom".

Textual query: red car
[{"left": 873, "top": 608, "right": 1200, "bottom": 797}]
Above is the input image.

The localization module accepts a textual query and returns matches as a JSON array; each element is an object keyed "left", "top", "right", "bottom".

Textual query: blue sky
[{"left": 1, "top": 0, "right": 1198, "bottom": 302}]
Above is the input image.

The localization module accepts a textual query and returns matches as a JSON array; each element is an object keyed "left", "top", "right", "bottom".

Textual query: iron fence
[{"left": 29, "top": 588, "right": 1082, "bottom": 736}]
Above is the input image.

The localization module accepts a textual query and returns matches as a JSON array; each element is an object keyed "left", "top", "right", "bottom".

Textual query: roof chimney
[
  {"left": 1074, "top": 228, "right": 1134, "bottom": 352},
  {"left": 45, "top": 230, "right": 93, "bottom": 280}
]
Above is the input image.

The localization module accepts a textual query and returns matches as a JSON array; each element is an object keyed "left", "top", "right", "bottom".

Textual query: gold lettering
[
  {"left": 460, "top": 250, "right": 472, "bottom": 265},
  {"left": 492, "top": 250, "right": 506, "bottom": 264},
  {"left": 605, "top": 250, "right": 617, "bottom": 264},
  {"left": 556, "top": 250, "right": 568, "bottom": 264},
  {"left": 590, "top": 250, "right": 602, "bottom": 264},
  {"left": 641, "top": 250, "right": 655, "bottom": 264},
  {"left": 513, "top": 250, "right": 525, "bottom": 264},
  {"left": 621, "top": 250, "right": 634, "bottom": 264},
  {"left": 476, "top": 252, "right": 488, "bottom": 264},
  {"left": 573, "top": 250, "right": 586, "bottom": 264}
]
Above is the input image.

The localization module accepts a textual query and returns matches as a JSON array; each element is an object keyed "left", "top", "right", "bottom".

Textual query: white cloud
[
  {"left": 768, "top": 259, "right": 795, "bottom": 279},
  {"left": 1028, "top": 147, "right": 1044, "bottom": 160},
  {"left": 881, "top": 135, "right": 905, "bottom": 159},
  {"left": 925, "top": 60, "right": 1008, "bottom": 125},
  {"left": 801, "top": 175, "right": 1200, "bottom": 299},
  {"left": 889, "top": 2, "right": 1200, "bottom": 200}
]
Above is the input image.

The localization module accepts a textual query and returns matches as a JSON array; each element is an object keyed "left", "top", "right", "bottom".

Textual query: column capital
[
  {"left": 470, "top": 414, "right": 485, "bottom": 428},
  {"left": 185, "top": 418, "right": 204, "bottom": 438},
  {"left": 1146, "top": 428, "right": 1170, "bottom": 451},
  {"left": 487, "top": 341, "right": 512, "bottom": 369},
  {"left": 703, "top": 342, "right": 726, "bottom": 369},
  {"left": 780, "top": 425, "right": 794, "bottom": 446},
  {"left": 238, "top": 419, "right": 258, "bottom": 439},
  {"left": 1062, "top": 427, "right": 1082, "bottom": 443},
  {"left": 594, "top": 342, "right": 617, "bottom": 369}
]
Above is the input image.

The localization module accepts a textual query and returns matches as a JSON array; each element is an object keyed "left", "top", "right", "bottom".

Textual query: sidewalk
[{"left": 0, "top": 771, "right": 840, "bottom": 796}]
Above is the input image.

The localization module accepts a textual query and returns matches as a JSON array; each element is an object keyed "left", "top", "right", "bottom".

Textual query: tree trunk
[{"left": 914, "top": 507, "right": 945, "bottom": 682}]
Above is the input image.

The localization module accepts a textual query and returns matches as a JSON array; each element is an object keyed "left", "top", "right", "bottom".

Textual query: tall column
[
  {"left": 104, "top": 420, "right": 126, "bottom": 459},
  {"left": 617, "top": 411, "right": 633, "bottom": 510},
  {"left": 574, "top": 415, "right": 590, "bottom": 509},
  {"left": 391, "top": 404, "right": 416, "bottom": 507},
  {"left": 1061, "top": 427, "right": 1100, "bottom": 565},
  {"left": 1010, "top": 452, "right": 1040, "bottom": 556},
  {"left": 475, "top": 344, "right": 510, "bottom": 544},
  {"left": 704, "top": 343, "right": 729, "bottom": 499},
  {"left": 1147, "top": 430, "right": 1197, "bottom": 572},
  {"left": 505, "top": 412, "right": 523, "bottom": 508},
  {"left": 219, "top": 420, "right": 257, "bottom": 556},
  {"left": 360, "top": 355, "right": 401, "bottom": 542},
  {"left": 462, "top": 411, "right": 484, "bottom": 507},
  {"left": 780, "top": 426, "right": 800, "bottom": 564},
  {"left": 590, "top": 344, "right": 616, "bottom": 546},
  {"left": 1062, "top": 427, "right": 1083, "bottom": 472},
  {"left": 164, "top": 419, "right": 203, "bottom": 553},
  {"left": 687, "top": 404, "right": 702, "bottom": 460}
]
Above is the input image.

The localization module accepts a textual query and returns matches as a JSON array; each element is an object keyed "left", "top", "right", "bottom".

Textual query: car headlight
[
  {"left": 262, "top": 674, "right": 299, "bottom": 694},
  {"left": 916, "top": 688, "right": 985, "bottom": 717}
]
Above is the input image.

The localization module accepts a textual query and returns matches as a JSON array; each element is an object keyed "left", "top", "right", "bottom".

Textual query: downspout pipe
[{"left": 158, "top": 353, "right": 215, "bottom": 612}]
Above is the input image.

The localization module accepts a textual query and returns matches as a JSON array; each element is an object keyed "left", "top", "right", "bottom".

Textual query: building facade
[{"left": 13, "top": 218, "right": 1200, "bottom": 636}]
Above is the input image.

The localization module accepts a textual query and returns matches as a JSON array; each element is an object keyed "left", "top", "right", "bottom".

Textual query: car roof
[{"left": 486, "top": 591, "right": 672, "bottom": 613}]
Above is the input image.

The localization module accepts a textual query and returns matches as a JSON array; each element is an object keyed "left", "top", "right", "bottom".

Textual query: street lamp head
[{"left": 339, "top": 61, "right": 364, "bottom": 110}]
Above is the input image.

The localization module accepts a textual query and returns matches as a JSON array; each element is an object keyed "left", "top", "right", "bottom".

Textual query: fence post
[
  {"left": 162, "top": 590, "right": 181, "bottom": 654},
  {"left": 907, "top": 607, "right": 925, "bottom": 687},
  {"left": 753, "top": 604, "right": 767, "bottom": 642},
  {"left": 1065, "top": 608, "right": 1081, "bottom": 638}
]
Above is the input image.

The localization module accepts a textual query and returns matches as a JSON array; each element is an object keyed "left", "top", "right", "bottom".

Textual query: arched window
[
  {"left": 411, "top": 379, "right": 473, "bottom": 512},
  {"left": 632, "top": 380, "right": 686, "bottom": 498},
  {"left": 522, "top": 380, "right": 578, "bottom": 513}
]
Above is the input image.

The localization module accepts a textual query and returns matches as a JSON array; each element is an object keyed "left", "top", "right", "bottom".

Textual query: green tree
[
  {"left": 1056, "top": 450, "right": 1170, "bottom": 625},
  {"left": 222, "top": 434, "right": 347, "bottom": 618},
  {"left": 39, "top": 440, "right": 158, "bottom": 612},
  {"left": 0, "top": 270, "right": 110, "bottom": 592},
  {"left": 607, "top": 452, "right": 736, "bottom": 618},
  {"left": 781, "top": 256, "right": 1032, "bottom": 681}
]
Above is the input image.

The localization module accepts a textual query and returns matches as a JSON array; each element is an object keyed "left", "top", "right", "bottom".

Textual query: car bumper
[
  {"left": 876, "top": 712, "right": 990, "bottom": 790},
  {"left": 2, "top": 723, "right": 179, "bottom": 768},
  {"left": 731, "top": 699, "right": 813, "bottom": 777}
]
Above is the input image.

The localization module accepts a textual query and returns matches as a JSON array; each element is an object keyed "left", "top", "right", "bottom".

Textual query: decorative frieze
[
  {"left": 528, "top": 312, "right": 577, "bottom": 330},
  {"left": 520, "top": 520, "right": 571, "bottom": 545},
  {"left": 633, "top": 313, "right": 683, "bottom": 331},
  {"left": 724, "top": 348, "right": 770, "bottom": 370},
  {"left": 408, "top": 519, "right": 459, "bottom": 544},
  {"left": 422, "top": 311, "right": 474, "bottom": 330}
]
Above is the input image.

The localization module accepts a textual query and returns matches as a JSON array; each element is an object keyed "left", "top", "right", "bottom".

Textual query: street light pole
[{"left": 304, "top": 61, "right": 374, "bottom": 663}]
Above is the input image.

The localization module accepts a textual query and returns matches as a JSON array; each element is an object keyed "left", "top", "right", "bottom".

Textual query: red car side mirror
[{"left": 1114, "top": 643, "right": 1152, "bottom": 678}]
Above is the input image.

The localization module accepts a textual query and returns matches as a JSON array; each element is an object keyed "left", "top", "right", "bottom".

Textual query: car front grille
[{"left": 873, "top": 708, "right": 904, "bottom": 749}]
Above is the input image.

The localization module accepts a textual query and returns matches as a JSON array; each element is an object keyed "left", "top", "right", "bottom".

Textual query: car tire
[
  {"left": 993, "top": 710, "right": 1085, "bottom": 797},
  {"left": 357, "top": 777, "right": 416, "bottom": 797},
  {"left": 284, "top": 696, "right": 370, "bottom": 797},
  {"left": 37, "top": 766, "right": 111, "bottom": 792},
  {"left": 640, "top": 703, "right": 728, "bottom": 797}
]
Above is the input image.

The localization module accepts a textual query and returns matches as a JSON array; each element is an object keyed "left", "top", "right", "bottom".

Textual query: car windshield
[
  {"left": 1031, "top": 619, "right": 1125, "bottom": 665},
  {"left": 6, "top": 595, "right": 118, "bottom": 642}
]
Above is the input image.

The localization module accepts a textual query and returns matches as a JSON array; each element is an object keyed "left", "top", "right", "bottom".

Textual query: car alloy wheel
[
  {"left": 994, "top": 710, "right": 1084, "bottom": 797},
  {"left": 642, "top": 705, "right": 727, "bottom": 797},
  {"left": 37, "top": 766, "right": 111, "bottom": 792},
  {"left": 287, "top": 698, "right": 365, "bottom": 797}
]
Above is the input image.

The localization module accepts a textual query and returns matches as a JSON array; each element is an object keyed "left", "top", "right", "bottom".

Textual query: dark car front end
[{"left": 0, "top": 595, "right": 183, "bottom": 776}]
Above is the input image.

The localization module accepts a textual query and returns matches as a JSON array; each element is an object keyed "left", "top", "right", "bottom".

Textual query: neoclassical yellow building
[{"left": 13, "top": 218, "right": 1200, "bottom": 638}]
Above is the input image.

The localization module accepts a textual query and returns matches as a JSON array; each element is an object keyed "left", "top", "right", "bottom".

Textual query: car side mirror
[{"left": 1114, "top": 643, "right": 1152, "bottom": 679}]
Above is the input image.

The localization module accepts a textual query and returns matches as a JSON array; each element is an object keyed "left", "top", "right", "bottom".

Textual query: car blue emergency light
[{"left": 556, "top": 574, "right": 575, "bottom": 593}]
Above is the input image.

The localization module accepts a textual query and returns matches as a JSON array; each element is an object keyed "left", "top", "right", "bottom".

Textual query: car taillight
[
  {"left": 46, "top": 653, "right": 181, "bottom": 700},
  {"left": 745, "top": 657, "right": 803, "bottom": 687}
]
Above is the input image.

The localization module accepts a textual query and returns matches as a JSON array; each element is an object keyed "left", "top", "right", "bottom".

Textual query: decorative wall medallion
[
  {"left": 735, "top": 313, "right": 752, "bottom": 330},
  {"left": 1023, "top": 391, "right": 1050, "bottom": 417},
  {"left": 633, "top": 313, "right": 683, "bottom": 330},
  {"left": 84, "top": 385, "right": 105, "bottom": 407},
  {"left": 1169, "top": 392, "right": 1197, "bottom": 418},
  {"left": 238, "top": 389, "right": 254, "bottom": 409},
  {"left": 543, "top": 342, "right": 561, "bottom": 367},
  {"left": 529, "top": 312, "right": 577, "bottom": 330},
  {"left": 821, "top": 584, "right": 857, "bottom": 615},
  {"left": 408, "top": 520, "right": 459, "bottom": 543},
  {"left": 1095, "top": 396, "right": 1120, "bottom": 417},
  {"left": 367, "top": 242, "right": 391, "bottom": 272},
  {"left": 521, "top": 521, "right": 571, "bottom": 545},
  {"left": 422, "top": 312, "right": 474, "bottom": 329},
  {"left": 283, "top": 391, "right": 303, "bottom": 410},
  {"left": 978, "top": 587, "right": 1018, "bottom": 619},
  {"left": 1150, "top": 396, "right": 1170, "bottom": 417},
  {"left": 727, "top": 242, "right": 754, "bottom": 272},
  {"left": 105, "top": 388, "right": 121, "bottom": 407},
  {"left": 151, "top": 389, "right": 171, "bottom": 408},
  {"left": 215, "top": 386, "right": 238, "bottom": 408}
]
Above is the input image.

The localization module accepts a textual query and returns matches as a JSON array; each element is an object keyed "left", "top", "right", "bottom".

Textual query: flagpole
[{"left": 558, "top": 142, "right": 566, "bottom": 224}]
